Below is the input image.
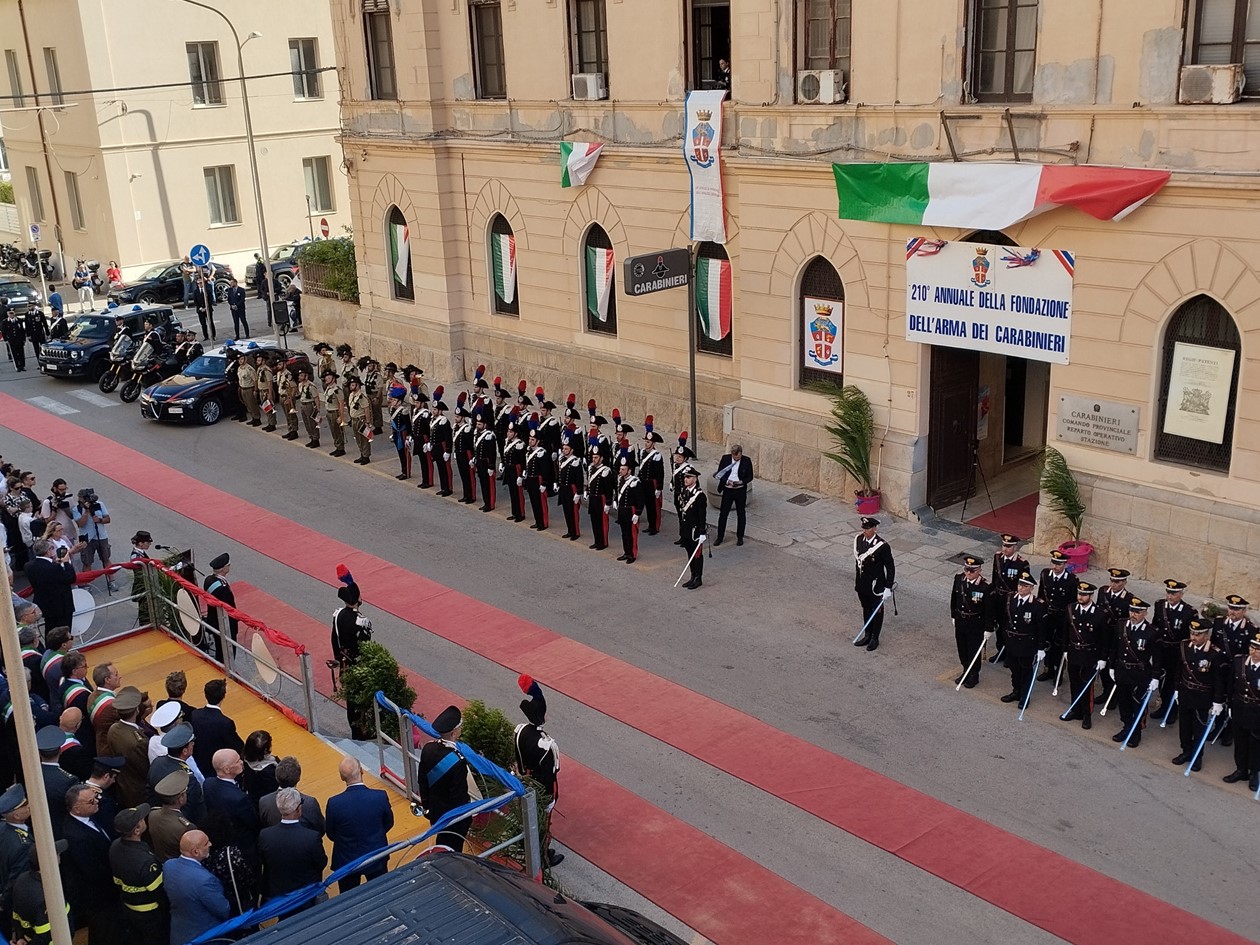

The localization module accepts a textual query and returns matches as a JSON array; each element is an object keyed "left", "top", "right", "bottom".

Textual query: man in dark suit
[
  {"left": 202, "top": 749, "right": 259, "bottom": 865},
  {"left": 61, "top": 784, "right": 124, "bottom": 945},
  {"left": 259, "top": 756, "right": 325, "bottom": 835},
  {"left": 190, "top": 678, "right": 244, "bottom": 776},
  {"left": 714, "top": 444, "right": 754, "bottom": 547},
  {"left": 225, "top": 278, "right": 250, "bottom": 338},
  {"left": 164, "top": 830, "right": 229, "bottom": 945},
  {"left": 37, "top": 725, "right": 80, "bottom": 838},
  {"left": 25, "top": 538, "right": 77, "bottom": 632},
  {"left": 258, "top": 788, "right": 327, "bottom": 913},
  {"left": 148, "top": 725, "right": 205, "bottom": 824},
  {"left": 325, "top": 756, "right": 393, "bottom": 893}
]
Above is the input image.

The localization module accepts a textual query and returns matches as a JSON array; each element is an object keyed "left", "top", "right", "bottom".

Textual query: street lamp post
[{"left": 176, "top": 0, "right": 276, "bottom": 341}]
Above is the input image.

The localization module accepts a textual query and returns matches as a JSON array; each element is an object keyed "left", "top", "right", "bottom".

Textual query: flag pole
[{"left": 687, "top": 242, "right": 698, "bottom": 461}]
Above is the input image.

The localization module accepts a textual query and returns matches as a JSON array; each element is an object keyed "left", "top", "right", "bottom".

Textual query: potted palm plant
[
  {"left": 1040, "top": 446, "right": 1092, "bottom": 571},
  {"left": 824, "top": 385, "right": 880, "bottom": 514}
]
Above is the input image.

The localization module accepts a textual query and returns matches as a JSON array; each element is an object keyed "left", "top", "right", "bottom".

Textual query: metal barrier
[{"left": 373, "top": 692, "right": 542, "bottom": 877}]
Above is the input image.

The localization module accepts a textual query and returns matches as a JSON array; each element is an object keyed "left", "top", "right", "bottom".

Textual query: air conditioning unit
[
  {"left": 1178, "top": 63, "right": 1245, "bottom": 104},
  {"left": 571, "top": 73, "right": 608, "bottom": 101},
  {"left": 797, "top": 69, "right": 846, "bottom": 104}
]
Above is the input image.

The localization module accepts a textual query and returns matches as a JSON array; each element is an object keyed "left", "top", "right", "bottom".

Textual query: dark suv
[
  {"left": 245, "top": 242, "right": 307, "bottom": 295},
  {"left": 108, "top": 260, "right": 233, "bottom": 305},
  {"left": 0, "top": 275, "right": 43, "bottom": 316},
  {"left": 39, "top": 304, "right": 179, "bottom": 380}
]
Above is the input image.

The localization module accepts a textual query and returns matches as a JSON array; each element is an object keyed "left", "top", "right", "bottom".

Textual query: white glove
[
  {"left": 655, "top": 490, "right": 662, "bottom": 498},
  {"left": 611, "top": 502, "right": 618, "bottom": 513},
  {"left": 1035, "top": 650, "right": 1046, "bottom": 663},
  {"left": 443, "top": 452, "right": 450, "bottom": 462},
  {"left": 497, "top": 464, "right": 504, "bottom": 474},
  {"left": 551, "top": 485, "right": 558, "bottom": 495},
  {"left": 1095, "top": 660, "right": 1106, "bottom": 671},
  {"left": 551, "top": 452, "right": 558, "bottom": 461},
  {"left": 468, "top": 459, "right": 475, "bottom": 469},
  {"left": 983, "top": 630, "right": 994, "bottom": 641},
  {"left": 632, "top": 514, "right": 639, "bottom": 524},
  {"left": 603, "top": 505, "right": 611, "bottom": 514},
  {"left": 423, "top": 443, "right": 431, "bottom": 453},
  {"left": 516, "top": 477, "right": 523, "bottom": 486},
  {"left": 1210, "top": 702, "right": 1223, "bottom": 717},
  {"left": 697, "top": 533, "right": 707, "bottom": 544},
  {"left": 880, "top": 588, "right": 893, "bottom": 600},
  {"left": 1147, "top": 678, "right": 1159, "bottom": 693},
  {"left": 1108, "top": 668, "right": 1115, "bottom": 681}
]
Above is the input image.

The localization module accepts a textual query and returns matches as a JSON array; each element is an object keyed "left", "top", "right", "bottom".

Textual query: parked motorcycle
[
  {"left": 18, "top": 248, "right": 54, "bottom": 279},
  {"left": 0, "top": 243, "right": 22, "bottom": 271},
  {"left": 118, "top": 341, "right": 181, "bottom": 403},
  {"left": 97, "top": 330, "right": 137, "bottom": 393}
]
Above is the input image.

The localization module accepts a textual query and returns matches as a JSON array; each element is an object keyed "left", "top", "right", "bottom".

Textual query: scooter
[
  {"left": 97, "top": 330, "right": 137, "bottom": 393},
  {"left": 18, "top": 248, "right": 54, "bottom": 279},
  {"left": 118, "top": 341, "right": 181, "bottom": 403}
]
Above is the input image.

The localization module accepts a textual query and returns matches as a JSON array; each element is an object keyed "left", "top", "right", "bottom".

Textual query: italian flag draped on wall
[
  {"left": 561, "top": 142, "right": 604, "bottom": 188},
  {"left": 491, "top": 233, "right": 516, "bottom": 304},
  {"left": 585, "top": 246, "right": 614, "bottom": 322},
  {"left": 695, "top": 256, "right": 732, "bottom": 341},
  {"left": 833, "top": 163, "right": 1172, "bottom": 230},
  {"left": 389, "top": 222, "right": 411, "bottom": 287}
]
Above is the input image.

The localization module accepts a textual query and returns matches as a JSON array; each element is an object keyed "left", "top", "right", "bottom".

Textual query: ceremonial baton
[
  {"left": 1119, "top": 688, "right": 1154, "bottom": 751},
  {"left": 1018, "top": 656, "right": 1042, "bottom": 721},
  {"left": 956, "top": 633, "right": 991, "bottom": 692},
  {"left": 1059, "top": 669, "right": 1100, "bottom": 720},
  {"left": 890, "top": 587, "right": 899, "bottom": 617},
  {"left": 1254, "top": 781, "right": 1260, "bottom": 802},
  {"left": 852, "top": 597, "right": 888, "bottom": 645},
  {"left": 1099, "top": 680, "right": 1118, "bottom": 717},
  {"left": 1051, "top": 653, "right": 1067, "bottom": 696},
  {"left": 673, "top": 538, "right": 705, "bottom": 588},
  {"left": 1159, "top": 691, "right": 1178, "bottom": 727},
  {"left": 1184, "top": 716, "right": 1215, "bottom": 776}
]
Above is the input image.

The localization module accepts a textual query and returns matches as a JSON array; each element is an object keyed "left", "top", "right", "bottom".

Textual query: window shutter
[{"left": 362, "top": 0, "right": 390, "bottom": 13}]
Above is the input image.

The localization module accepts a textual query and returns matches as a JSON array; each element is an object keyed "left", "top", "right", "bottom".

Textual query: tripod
[{"left": 959, "top": 439, "right": 995, "bottom": 521}]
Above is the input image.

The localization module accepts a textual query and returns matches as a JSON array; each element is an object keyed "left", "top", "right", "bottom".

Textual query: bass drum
[
  {"left": 70, "top": 587, "right": 97, "bottom": 641},
  {"left": 170, "top": 586, "right": 204, "bottom": 644}
]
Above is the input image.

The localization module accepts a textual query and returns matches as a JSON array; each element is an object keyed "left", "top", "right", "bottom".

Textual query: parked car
[
  {"left": 0, "top": 275, "right": 43, "bottom": 315},
  {"left": 108, "top": 260, "right": 234, "bottom": 305},
  {"left": 233, "top": 851, "right": 688, "bottom": 945},
  {"left": 139, "top": 339, "right": 311, "bottom": 425},
  {"left": 245, "top": 241, "right": 309, "bottom": 295},
  {"left": 39, "top": 304, "right": 179, "bottom": 381}
]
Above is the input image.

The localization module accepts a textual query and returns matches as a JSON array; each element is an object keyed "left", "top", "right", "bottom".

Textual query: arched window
[
  {"left": 695, "top": 242, "right": 732, "bottom": 357},
  {"left": 799, "top": 255, "right": 844, "bottom": 388},
  {"left": 489, "top": 214, "right": 519, "bottom": 316},
  {"left": 583, "top": 223, "right": 616, "bottom": 335},
  {"left": 1155, "top": 294, "right": 1241, "bottom": 472},
  {"left": 386, "top": 205, "right": 413, "bottom": 301}
]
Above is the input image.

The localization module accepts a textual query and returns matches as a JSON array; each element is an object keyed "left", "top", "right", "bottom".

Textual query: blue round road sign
[{"left": 189, "top": 244, "right": 212, "bottom": 266}]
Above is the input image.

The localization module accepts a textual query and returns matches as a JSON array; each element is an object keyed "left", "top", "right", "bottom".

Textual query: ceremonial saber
[
  {"left": 1253, "top": 781, "right": 1260, "bottom": 801},
  {"left": 1059, "top": 669, "right": 1099, "bottom": 720},
  {"left": 673, "top": 539, "right": 705, "bottom": 588},
  {"left": 1159, "top": 691, "right": 1178, "bottom": 728},
  {"left": 1119, "top": 688, "right": 1153, "bottom": 751},
  {"left": 1184, "top": 717, "right": 1215, "bottom": 776},
  {"left": 992, "top": 645, "right": 1006, "bottom": 665},
  {"left": 1099, "top": 682, "right": 1118, "bottom": 717},
  {"left": 1018, "top": 656, "right": 1042, "bottom": 721},
  {"left": 1051, "top": 653, "right": 1067, "bottom": 696},
  {"left": 852, "top": 598, "right": 887, "bottom": 645},
  {"left": 956, "top": 634, "right": 990, "bottom": 692},
  {"left": 1211, "top": 709, "right": 1228, "bottom": 744}
]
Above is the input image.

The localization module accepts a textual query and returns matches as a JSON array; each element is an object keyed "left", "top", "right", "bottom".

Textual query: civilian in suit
[
  {"left": 36, "top": 725, "right": 79, "bottom": 838},
  {"left": 258, "top": 756, "right": 325, "bottom": 836},
  {"left": 25, "top": 538, "right": 77, "bottom": 631},
  {"left": 61, "top": 784, "right": 125, "bottom": 945},
  {"left": 163, "top": 831, "right": 230, "bottom": 945},
  {"left": 325, "top": 757, "right": 393, "bottom": 893},
  {"left": 190, "top": 679, "right": 244, "bottom": 776},
  {"left": 225, "top": 279, "right": 250, "bottom": 338},
  {"left": 714, "top": 445, "right": 753, "bottom": 547},
  {"left": 148, "top": 726, "right": 205, "bottom": 824},
  {"left": 202, "top": 750, "right": 259, "bottom": 865},
  {"left": 106, "top": 687, "right": 150, "bottom": 808},
  {"left": 257, "top": 789, "right": 327, "bottom": 912}
]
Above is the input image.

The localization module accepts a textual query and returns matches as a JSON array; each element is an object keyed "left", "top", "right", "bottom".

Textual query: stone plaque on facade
[{"left": 1056, "top": 395, "right": 1140, "bottom": 454}]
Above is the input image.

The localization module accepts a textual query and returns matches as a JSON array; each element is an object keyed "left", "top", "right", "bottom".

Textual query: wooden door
[{"left": 928, "top": 346, "right": 979, "bottom": 508}]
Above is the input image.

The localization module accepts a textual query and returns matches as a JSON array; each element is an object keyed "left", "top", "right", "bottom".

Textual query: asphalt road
[{"left": 1, "top": 356, "right": 1254, "bottom": 945}]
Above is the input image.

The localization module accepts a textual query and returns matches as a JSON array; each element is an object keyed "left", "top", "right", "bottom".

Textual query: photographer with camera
[
  {"left": 74, "top": 487, "right": 118, "bottom": 590},
  {"left": 25, "top": 537, "right": 77, "bottom": 631},
  {"left": 40, "top": 478, "right": 79, "bottom": 542}
]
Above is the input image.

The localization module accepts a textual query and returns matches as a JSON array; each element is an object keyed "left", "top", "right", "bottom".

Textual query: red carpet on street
[{"left": 3, "top": 393, "right": 1250, "bottom": 945}]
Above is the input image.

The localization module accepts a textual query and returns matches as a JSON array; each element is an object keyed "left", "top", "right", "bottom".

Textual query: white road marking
[
  {"left": 26, "top": 396, "right": 80, "bottom": 415},
  {"left": 67, "top": 388, "right": 122, "bottom": 408}
]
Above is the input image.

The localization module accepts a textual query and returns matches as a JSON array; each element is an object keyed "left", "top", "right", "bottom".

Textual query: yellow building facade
[{"left": 331, "top": 0, "right": 1260, "bottom": 596}]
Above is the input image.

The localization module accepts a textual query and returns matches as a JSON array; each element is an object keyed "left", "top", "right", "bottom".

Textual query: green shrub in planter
[
  {"left": 336, "top": 642, "right": 415, "bottom": 741},
  {"left": 459, "top": 699, "right": 516, "bottom": 769}
]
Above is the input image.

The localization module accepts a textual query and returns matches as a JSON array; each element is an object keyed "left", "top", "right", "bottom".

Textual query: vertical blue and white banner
[
  {"left": 684, "top": 90, "right": 727, "bottom": 244},
  {"left": 905, "top": 238, "right": 1076, "bottom": 365}
]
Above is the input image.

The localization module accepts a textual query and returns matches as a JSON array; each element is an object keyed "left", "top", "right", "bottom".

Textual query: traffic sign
[
  {"left": 623, "top": 247, "right": 691, "bottom": 297},
  {"left": 189, "top": 244, "right": 212, "bottom": 267},
  {"left": 29, "top": 223, "right": 40, "bottom": 243},
  {"left": 320, "top": 218, "right": 330, "bottom": 238}
]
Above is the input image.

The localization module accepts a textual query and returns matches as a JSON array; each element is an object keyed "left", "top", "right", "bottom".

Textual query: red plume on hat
[
  {"left": 457, "top": 391, "right": 467, "bottom": 408},
  {"left": 336, "top": 563, "right": 354, "bottom": 586},
  {"left": 588, "top": 398, "right": 597, "bottom": 421},
  {"left": 474, "top": 364, "right": 486, "bottom": 381},
  {"left": 535, "top": 386, "right": 545, "bottom": 402},
  {"left": 433, "top": 385, "right": 444, "bottom": 400},
  {"left": 518, "top": 380, "right": 527, "bottom": 395},
  {"left": 644, "top": 415, "right": 654, "bottom": 434},
  {"left": 612, "top": 408, "right": 621, "bottom": 426},
  {"left": 517, "top": 674, "right": 543, "bottom": 700},
  {"left": 678, "top": 431, "right": 688, "bottom": 446},
  {"left": 566, "top": 393, "right": 576, "bottom": 408}
]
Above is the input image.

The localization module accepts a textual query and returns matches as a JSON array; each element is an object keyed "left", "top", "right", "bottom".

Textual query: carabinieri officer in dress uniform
[
  {"left": 417, "top": 706, "right": 472, "bottom": 853},
  {"left": 852, "top": 517, "right": 894, "bottom": 651}
]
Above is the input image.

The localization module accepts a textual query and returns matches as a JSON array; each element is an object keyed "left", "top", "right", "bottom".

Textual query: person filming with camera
[{"left": 74, "top": 487, "right": 118, "bottom": 590}]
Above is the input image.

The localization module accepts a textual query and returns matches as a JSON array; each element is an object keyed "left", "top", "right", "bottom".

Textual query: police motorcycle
[
  {"left": 118, "top": 334, "right": 184, "bottom": 403},
  {"left": 97, "top": 329, "right": 138, "bottom": 393}
]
